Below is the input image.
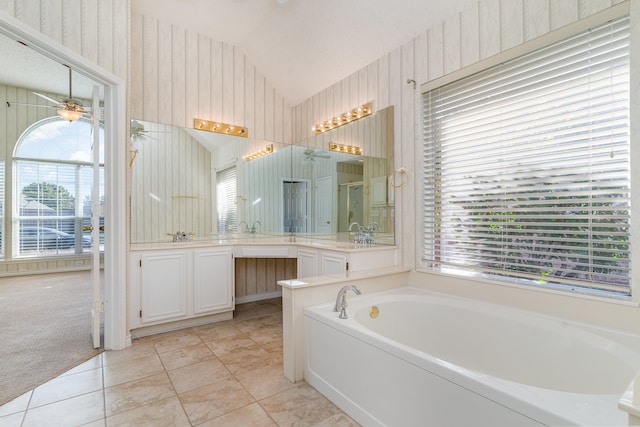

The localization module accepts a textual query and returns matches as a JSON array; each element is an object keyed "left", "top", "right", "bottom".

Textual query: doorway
[
  {"left": 0, "top": 14, "right": 127, "bottom": 352},
  {"left": 338, "top": 181, "right": 364, "bottom": 232},
  {"left": 283, "top": 180, "right": 310, "bottom": 233}
]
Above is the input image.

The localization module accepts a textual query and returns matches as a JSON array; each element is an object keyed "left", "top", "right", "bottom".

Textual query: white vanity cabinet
[
  {"left": 297, "top": 248, "right": 318, "bottom": 279},
  {"left": 129, "top": 246, "right": 234, "bottom": 333},
  {"left": 137, "top": 250, "right": 188, "bottom": 325},
  {"left": 297, "top": 246, "right": 396, "bottom": 278},
  {"left": 193, "top": 247, "right": 234, "bottom": 315}
]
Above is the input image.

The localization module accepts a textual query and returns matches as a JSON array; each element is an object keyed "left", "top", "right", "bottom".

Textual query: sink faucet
[
  {"left": 334, "top": 285, "right": 362, "bottom": 319},
  {"left": 250, "top": 220, "right": 261, "bottom": 234},
  {"left": 169, "top": 231, "right": 191, "bottom": 242}
]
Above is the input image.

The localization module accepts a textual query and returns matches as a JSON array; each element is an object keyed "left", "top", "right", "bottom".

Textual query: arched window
[{"left": 13, "top": 117, "right": 104, "bottom": 258}]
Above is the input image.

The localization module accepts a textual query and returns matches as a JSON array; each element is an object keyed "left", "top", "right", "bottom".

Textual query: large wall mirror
[{"left": 130, "top": 105, "right": 394, "bottom": 245}]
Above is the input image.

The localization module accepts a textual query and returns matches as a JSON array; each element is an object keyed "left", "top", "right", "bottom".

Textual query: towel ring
[{"left": 389, "top": 168, "right": 407, "bottom": 188}]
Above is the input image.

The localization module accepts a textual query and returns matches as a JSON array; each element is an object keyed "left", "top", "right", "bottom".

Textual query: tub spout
[{"left": 334, "top": 285, "right": 362, "bottom": 319}]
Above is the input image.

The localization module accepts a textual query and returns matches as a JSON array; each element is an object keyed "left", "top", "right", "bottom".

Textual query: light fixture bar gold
[
  {"left": 328, "top": 142, "right": 363, "bottom": 155},
  {"left": 194, "top": 118, "right": 248, "bottom": 138},
  {"left": 312, "top": 102, "right": 372, "bottom": 134},
  {"left": 243, "top": 144, "right": 273, "bottom": 161}
]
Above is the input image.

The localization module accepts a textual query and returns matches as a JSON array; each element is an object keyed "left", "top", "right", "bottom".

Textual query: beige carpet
[{"left": 0, "top": 271, "right": 103, "bottom": 406}]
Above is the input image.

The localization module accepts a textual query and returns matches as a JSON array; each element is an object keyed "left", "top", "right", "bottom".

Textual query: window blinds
[
  {"left": 422, "top": 16, "right": 630, "bottom": 294},
  {"left": 216, "top": 166, "right": 238, "bottom": 233}
]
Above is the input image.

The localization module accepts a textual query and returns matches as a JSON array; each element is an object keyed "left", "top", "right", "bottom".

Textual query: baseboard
[{"left": 236, "top": 290, "right": 282, "bottom": 304}]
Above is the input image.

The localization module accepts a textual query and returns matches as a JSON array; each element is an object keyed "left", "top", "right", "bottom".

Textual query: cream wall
[
  {"left": 0, "top": 0, "right": 129, "bottom": 81},
  {"left": 130, "top": 11, "right": 292, "bottom": 144},
  {"left": 290, "top": 0, "right": 640, "bottom": 336}
]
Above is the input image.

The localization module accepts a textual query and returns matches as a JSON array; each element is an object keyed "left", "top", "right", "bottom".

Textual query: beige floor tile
[
  {"left": 22, "top": 390, "right": 104, "bottom": 427},
  {"left": 193, "top": 322, "right": 244, "bottom": 342},
  {"left": 104, "top": 372, "right": 175, "bottom": 417},
  {"left": 179, "top": 376, "right": 255, "bottom": 425},
  {"left": 261, "top": 336, "right": 284, "bottom": 354},
  {"left": 152, "top": 330, "right": 204, "bottom": 354},
  {"left": 259, "top": 382, "right": 345, "bottom": 426},
  {"left": 234, "top": 361, "right": 294, "bottom": 401},
  {"left": 105, "top": 396, "right": 190, "bottom": 427},
  {"left": 157, "top": 342, "right": 216, "bottom": 371},
  {"left": 196, "top": 402, "right": 277, "bottom": 427},
  {"left": 243, "top": 324, "right": 283, "bottom": 346},
  {"left": 234, "top": 314, "right": 282, "bottom": 332},
  {"left": 29, "top": 367, "right": 103, "bottom": 408},
  {"left": 103, "top": 354, "right": 164, "bottom": 388},
  {"left": 7, "top": 299, "right": 356, "bottom": 427},
  {"left": 218, "top": 345, "right": 279, "bottom": 375},
  {"left": 205, "top": 334, "right": 257, "bottom": 358},
  {"left": 102, "top": 340, "right": 157, "bottom": 366},
  {"left": 167, "top": 359, "right": 230, "bottom": 394},
  {"left": 0, "top": 391, "right": 31, "bottom": 417},
  {"left": 314, "top": 413, "right": 362, "bottom": 426}
]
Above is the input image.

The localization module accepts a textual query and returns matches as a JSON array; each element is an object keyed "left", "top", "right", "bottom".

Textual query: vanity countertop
[{"left": 130, "top": 235, "right": 396, "bottom": 253}]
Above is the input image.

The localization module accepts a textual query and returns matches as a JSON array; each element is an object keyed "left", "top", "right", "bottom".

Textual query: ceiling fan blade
[{"left": 32, "top": 91, "right": 61, "bottom": 105}]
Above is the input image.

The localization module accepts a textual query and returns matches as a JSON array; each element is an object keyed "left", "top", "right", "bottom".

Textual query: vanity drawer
[{"left": 234, "top": 245, "right": 295, "bottom": 258}]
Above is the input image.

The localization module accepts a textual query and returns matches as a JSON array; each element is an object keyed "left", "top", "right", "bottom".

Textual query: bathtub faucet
[{"left": 334, "top": 285, "right": 362, "bottom": 319}]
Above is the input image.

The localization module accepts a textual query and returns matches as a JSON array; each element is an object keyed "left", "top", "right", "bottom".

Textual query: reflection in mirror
[
  {"left": 129, "top": 121, "right": 213, "bottom": 243},
  {"left": 129, "top": 105, "right": 394, "bottom": 245}
]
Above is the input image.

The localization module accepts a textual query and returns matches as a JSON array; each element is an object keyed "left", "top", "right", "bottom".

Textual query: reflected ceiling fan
[
  {"left": 32, "top": 66, "right": 89, "bottom": 121},
  {"left": 130, "top": 119, "right": 170, "bottom": 142},
  {"left": 303, "top": 148, "right": 330, "bottom": 162}
]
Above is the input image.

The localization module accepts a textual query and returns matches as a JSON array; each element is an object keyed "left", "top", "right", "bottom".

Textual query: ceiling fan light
[{"left": 58, "top": 109, "right": 83, "bottom": 122}]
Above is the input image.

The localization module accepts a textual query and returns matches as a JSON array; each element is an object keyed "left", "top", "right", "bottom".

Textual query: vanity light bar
[
  {"left": 312, "top": 102, "right": 372, "bottom": 134},
  {"left": 194, "top": 118, "right": 248, "bottom": 138},
  {"left": 243, "top": 144, "right": 273, "bottom": 161},
  {"left": 329, "top": 142, "right": 362, "bottom": 155}
]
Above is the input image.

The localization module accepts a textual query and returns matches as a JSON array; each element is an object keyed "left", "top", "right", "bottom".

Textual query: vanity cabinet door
[
  {"left": 320, "top": 251, "right": 348, "bottom": 275},
  {"left": 139, "top": 250, "right": 188, "bottom": 324},
  {"left": 297, "top": 248, "right": 318, "bottom": 278},
  {"left": 193, "top": 247, "right": 234, "bottom": 315}
]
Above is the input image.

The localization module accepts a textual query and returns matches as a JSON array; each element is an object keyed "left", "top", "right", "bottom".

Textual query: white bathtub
[{"left": 304, "top": 287, "right": 640, "bottom": 426}]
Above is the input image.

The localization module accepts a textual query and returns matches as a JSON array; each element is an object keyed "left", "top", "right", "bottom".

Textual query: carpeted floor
[{"left": 0, "top": 271, "right": 103, "bottom": 406}]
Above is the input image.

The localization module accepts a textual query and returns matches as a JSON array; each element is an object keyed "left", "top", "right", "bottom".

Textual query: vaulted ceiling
[
  {"left": 133, "top": 0, "right": 477, "bottom": 105},
  {"left": 0, "top": 0, "right": 476, "bottom": 106}
]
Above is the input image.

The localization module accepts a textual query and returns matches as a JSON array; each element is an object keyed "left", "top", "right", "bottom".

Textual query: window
[
  {"left": 14, "top": 117, "right": 104, "bottom": 257},
  {"left": 421, "top": 16, "right": 630, "bottom": 296},
  {"left": 216, "top": 166, "right": 238, "bottom": 233}
]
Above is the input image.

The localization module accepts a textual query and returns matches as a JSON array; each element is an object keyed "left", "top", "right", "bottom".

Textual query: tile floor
[{"left": 0, "top": 298, "right": 359, "bottom": 427}]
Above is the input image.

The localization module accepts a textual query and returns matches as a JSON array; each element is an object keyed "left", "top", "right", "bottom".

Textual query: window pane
[{"left": 14, "top": 118, "right": 104, "bottom": 258}]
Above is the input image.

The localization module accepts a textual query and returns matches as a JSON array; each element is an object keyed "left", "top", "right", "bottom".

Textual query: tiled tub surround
[{"left": 0, "top": 299, "right": 359, "bottom": 426}]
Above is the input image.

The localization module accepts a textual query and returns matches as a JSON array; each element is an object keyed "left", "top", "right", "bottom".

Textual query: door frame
[{"left": 0, "top": 11, "right": 128, "bottom": 350}]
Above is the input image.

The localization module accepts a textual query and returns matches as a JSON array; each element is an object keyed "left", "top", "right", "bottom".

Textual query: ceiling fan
[
  {"left": 303, "top": 148, "right": 331, "bottom": 162},
  {"left": 32, "top": 66, "right": 89, "bottom": 121},
  {"left": 130, "top": 119, "right": 170, "bottom": 142}
]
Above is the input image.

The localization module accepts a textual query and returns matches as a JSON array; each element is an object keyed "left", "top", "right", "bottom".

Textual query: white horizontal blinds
[
  {"left": 422, "top": 16, "right": 630, "bottom": 294},
  {"left": 16, "top": 161, "right": 83, "bottom": 256},
  {"left": 216, "top": 166, "right": 238, "bottom": 233}
]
